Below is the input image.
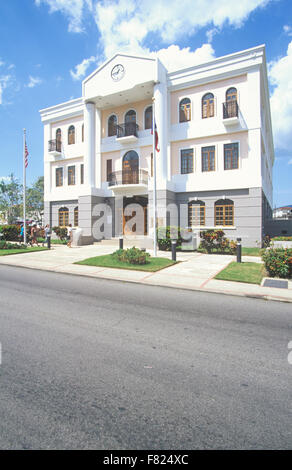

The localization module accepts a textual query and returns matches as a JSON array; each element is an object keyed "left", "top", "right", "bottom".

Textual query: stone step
[{"left": 95, "top": 237, "right": 154, "bottom": 249}]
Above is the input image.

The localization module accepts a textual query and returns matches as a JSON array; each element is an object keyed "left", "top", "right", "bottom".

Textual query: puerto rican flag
[{"left": 151, "top": 120, "right": 160, "bottom": 153}]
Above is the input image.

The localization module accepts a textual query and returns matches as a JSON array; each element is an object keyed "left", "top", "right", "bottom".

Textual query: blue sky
[{"left": 0, "top": 0, "right": 292, "bottom": 207}]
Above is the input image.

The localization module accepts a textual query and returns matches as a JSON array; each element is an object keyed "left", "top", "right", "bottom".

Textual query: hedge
[
  {"left": 0, "top": 225, "right": 21, "bottom": 241},
  {"left": 262, "top": 248, "right": 292, "bottom": 279}
]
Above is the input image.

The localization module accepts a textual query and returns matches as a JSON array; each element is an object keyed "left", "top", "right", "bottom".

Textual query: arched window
[
  {"left": 82, "top": 124, "right": 84, "bottom": 142},
  {"left": 108, "top": 115, "right": 117, "bottom": 137},
  {"left": 179, "top": 98, "right": 191, "bottom": 122},
  {"left": 74, "top": 207, "right": 78, "bottom": 227},
  {"left": 226, "top": 87, "right": 237, "bottom": 102},
  {"left": 224, "top": 88, "right": 238, "bottom": 118},
  {"left": 59, "top": 207, "right": 69, "bottom": 226},
  {"left": 122, "top": 150, "right": 139, "bottom": 184},
  {"left": 202, "top": 93, "right": 214, "bottom": 118},
  {"left": 215, "top": 199, "right": 234, "bottom": 226},
  {"left": 68, "top": 125, "right": 75, "bottom": 145},
  {"left": 144, "top": 106, "right": 152, "bottom": 130},
  {"left": 188, "top": 201, "right": 205, "bottom": 227},
  {"left": 125, "top": 109, "right": 136, "bottom": 123},
  {"left": 124, "top": 110, "right": 137, "bottom": 136},
  {"left": 56, "top": 128, "right": 62, "bottom": 152}
]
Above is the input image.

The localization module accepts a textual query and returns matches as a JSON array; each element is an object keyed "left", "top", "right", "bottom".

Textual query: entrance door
[{"left": 122, "top": 196, "right": 148, "bottom": 235}]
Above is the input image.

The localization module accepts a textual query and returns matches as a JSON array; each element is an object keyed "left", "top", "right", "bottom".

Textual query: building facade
[{"left": 40, "top": 45, "right": 274, "bottom": 247}]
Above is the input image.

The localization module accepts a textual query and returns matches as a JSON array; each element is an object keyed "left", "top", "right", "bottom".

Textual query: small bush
[
  {"left": 272, "top": 236, "right": 292, "bottom": 241},
  {"left": 112, "top": 247, "right": 150, "bottom": 265},
  {"left": 262, "top": 248, "right": 292, "bottom": 279},
  {"left": 0, "top": 240, "right": 27, "bottom": 250},
  {"left": 52, "top": 226, "right": 68, "bottom": 240},
  {"left": 0, "top": 224, "right": 21, "bottom": 241},
  {"left": 199, "top": 230, "right": 236, "bottom": 254},
  {"left": 157, "top": 226, "right": 183, "bottom": 251}
]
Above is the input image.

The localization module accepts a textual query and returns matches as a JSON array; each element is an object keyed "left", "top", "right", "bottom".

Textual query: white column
[
  {"left": 95, "top": 107, "right": 102, "bottom": 189},
  {"left": 84, "top": 101, "right": 96, "bottom": 188},
  {"left": 154, "top": 81, "right": 168, "bottom": 188}
]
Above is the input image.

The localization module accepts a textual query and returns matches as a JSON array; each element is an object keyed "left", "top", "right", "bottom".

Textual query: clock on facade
[{"left": 111, "top": 64, "right": 125, "bottom": 81}]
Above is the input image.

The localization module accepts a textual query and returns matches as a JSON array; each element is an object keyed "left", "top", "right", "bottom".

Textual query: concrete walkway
[{"left": 0, "top": 244, "right": 292, "bottom": 303}]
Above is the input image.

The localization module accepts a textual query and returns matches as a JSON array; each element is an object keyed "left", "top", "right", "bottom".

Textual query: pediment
[{"left": 83, "top": 54, "right": 156, "bottom": 102}]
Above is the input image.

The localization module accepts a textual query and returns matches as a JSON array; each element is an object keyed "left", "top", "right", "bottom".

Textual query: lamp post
[{"left": 236, "top": 237, "right": 242, "bottom": 263}]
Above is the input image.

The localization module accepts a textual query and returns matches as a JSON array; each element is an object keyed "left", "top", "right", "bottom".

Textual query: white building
[{"left": 40, "top": 45, "right": 274, "bottom": 247}]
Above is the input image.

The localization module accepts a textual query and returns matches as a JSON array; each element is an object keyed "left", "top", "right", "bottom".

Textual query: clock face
[{"left": 111, "top": 64, "right": 125, "bottom": 82}]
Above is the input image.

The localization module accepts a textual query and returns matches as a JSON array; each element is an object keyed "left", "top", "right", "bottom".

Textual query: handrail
[
  {"left": 108, "top": 169, "right": 148, "bottom": 187},
  {"left": 223, "top": 100, "right": 238, "bottom": 119}
]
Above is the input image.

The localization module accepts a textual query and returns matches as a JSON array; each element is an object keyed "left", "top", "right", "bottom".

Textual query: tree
[
  {"left": 26, "top": 176, "right": 44, "bottom": 221},
  {"left": 0, "top": 174, "right": 22, "bottom": 223}
]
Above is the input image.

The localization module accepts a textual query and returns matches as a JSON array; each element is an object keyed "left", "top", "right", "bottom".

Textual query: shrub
[
  {"left": 157, "top": 226, "right": 183, "bottom": 251},
  {"left": 112, "top": 247, "right": 150, "bottom": 265},
  {"left": 52, "top": 226, "right": 68, "bottom": 240},
  {"left": 0, "top": 240, "right": 27, "bottom": 250},
  {"left": 262, "top": 235, "right": 271, "bottom": 248},
  {"left": 0, "top": 224, "right": 21, "bottom": 241},
  {"left": 262, "top": 248, "right": 292, "bottom": 279},
  {"left": 199, "top": 230, "right": 236, "bottom": 254},
  {"left": 272, "top": 236, "right": 292, "bottom": 241}
]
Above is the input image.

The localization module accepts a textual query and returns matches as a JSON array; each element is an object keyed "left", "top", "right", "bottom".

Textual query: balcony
[
  {"left": 223, "top": 101, "right": 239, "bottom": 125},
  {"left": 116, "top": 122, "right": 139, "bottom": 144},
  {"left": 108, "top": 169, "right": 148, "bottom": 195},
  {"left": 48, "top": 139, "right": 62, "bottom": 157}
]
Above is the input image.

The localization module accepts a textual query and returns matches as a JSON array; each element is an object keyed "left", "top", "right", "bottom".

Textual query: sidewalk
[{"left": 0, "top": 244, "right": 292, "bottom": 303}]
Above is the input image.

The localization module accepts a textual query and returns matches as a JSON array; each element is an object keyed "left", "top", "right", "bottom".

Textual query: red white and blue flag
[
  {"left": 24, "top": 141, "right": 29, "bottom": 168},
  {"left": 151, "top": 120, "right": 160, "bottom": 153}
]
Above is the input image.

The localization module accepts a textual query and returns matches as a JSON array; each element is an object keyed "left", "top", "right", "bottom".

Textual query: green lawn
[
  {"left": 37, "top": 238, "right": 67, "bottom": 245},
  {"left": 0, "top": 247, "right": 49, "bottom": 256},
  {"left": 75, "top": 254, "right": 176, "bottom": 272},
  {"left": 215, "top": 261, "right": 265, "bottom": 285},
  {"left": 242, "top": 247, "right": 262, "bottom": 256}
]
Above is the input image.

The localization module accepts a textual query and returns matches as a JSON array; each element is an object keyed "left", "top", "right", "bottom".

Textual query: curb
[{"left": 1, "top": 261, "right": 292, "bottom": 304}]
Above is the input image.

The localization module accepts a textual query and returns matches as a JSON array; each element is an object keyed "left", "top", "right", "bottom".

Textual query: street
[{"left": 0, "top": 265, "right": 291, "bottom": 449}]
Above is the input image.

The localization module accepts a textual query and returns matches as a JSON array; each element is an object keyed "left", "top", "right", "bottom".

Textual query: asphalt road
[{"left": 0, "top": 265, "right": 291, "bottom": 450}]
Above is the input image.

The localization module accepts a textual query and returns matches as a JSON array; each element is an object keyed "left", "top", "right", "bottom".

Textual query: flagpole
[
  {"left": 23, "top": 129, "right": 27, "bottom": 245},
  {"left": 152, "top": 98, "right": 157, "bottom": 257}
]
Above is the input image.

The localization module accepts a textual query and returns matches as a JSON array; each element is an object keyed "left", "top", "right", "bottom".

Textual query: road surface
[{"left": 0, "top": 265, "right": 291, "bottom": 449}]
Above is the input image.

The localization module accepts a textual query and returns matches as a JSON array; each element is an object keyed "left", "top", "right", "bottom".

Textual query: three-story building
[{"left": 40, "top": 44, "right": 274, "bottom": 246}]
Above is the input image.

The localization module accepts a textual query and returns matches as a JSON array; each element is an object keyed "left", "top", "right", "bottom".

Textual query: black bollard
[
  {"left": 236, "top": 237, "right": 242, "bottom": 263},
  {"left": 171, "top": 240, "right": 177, "bottom": 261},
  {"left": 119, "top": 237, "right": 123, "bottom": 250},
  {"left": 47, "top": 235, "right": 51, "bottom": 250}
]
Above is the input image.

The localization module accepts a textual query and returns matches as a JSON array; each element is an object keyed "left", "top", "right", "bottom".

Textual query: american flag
[
  {"left": 151, "top": 120, "right": 160, "bottom": 153},
  {"left": 25, "top": 141, "right": 29, "bottom": 168}
]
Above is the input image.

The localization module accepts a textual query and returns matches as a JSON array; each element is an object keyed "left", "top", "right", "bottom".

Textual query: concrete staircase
[{"left": 94, "top": 236, "right": 154, "bottom": 249}]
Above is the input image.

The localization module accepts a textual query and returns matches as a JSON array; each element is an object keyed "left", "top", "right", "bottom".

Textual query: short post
[
  {"left": 119, "top": 236, "right": 123, "bottom": 250},
  {"left": 47, "top": 234, "right": 51, "bottom": 250},
  {"left": 171, "top": 240, "right": 177, "bottom": 261},
  {"left": 236, "top": 237, "right": 242, "bottom": 263}
]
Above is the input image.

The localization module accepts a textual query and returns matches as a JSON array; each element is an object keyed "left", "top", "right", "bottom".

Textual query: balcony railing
[
  {"left": 48, "top": 139, "right": 62, "bottom": 153},
  {"left": 223, "top": 100, "right": 239, "bottom": 119},
  {"left": 108, "top": 169, "right": 148, "bottom": 187},
  {"left": 116, "top": 122, "right": 139, "bottom": 138}
]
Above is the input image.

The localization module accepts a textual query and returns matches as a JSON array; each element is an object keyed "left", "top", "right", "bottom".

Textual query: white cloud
[
  {"left": 150, "top": 44, "right": 215, "bottom": 72},
  {"left": 283, "top": 25, "right": 292, "bottom": 36},
  {"left": 26, "top": 76, "right": 43, "bottom": 88},
  {"left": 70, "top": 55, "right": 97, "bottom": 80},
  {"left": 0, "top": 75, "right": 11, "bottom": 105},
  {"left": 288, "top": 159, "right": 292, "bottom": 165},
  {"left": 35, "top": 0, "right": 93, "bottom": 33},
  {"left": 269, "top": 41, "right": 292, "bottom": 151},
  {"left": 94, "top": 0, "right": 272, "bottom": 58}
]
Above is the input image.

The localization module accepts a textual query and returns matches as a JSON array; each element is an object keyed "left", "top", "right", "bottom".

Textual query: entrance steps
[{"left": 94, "top": 236, "right": 154, "bottom": 249}]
